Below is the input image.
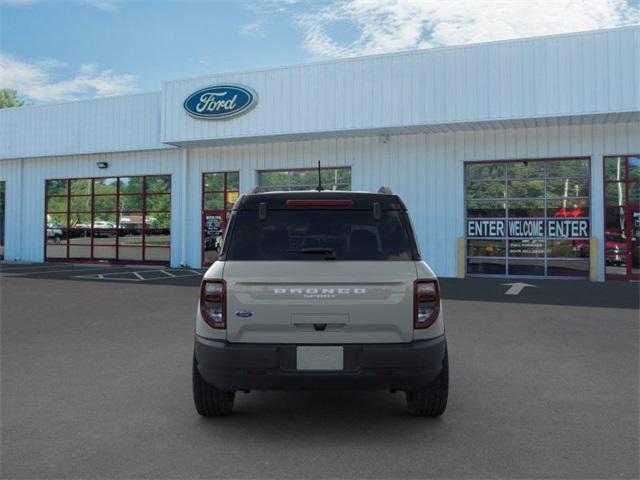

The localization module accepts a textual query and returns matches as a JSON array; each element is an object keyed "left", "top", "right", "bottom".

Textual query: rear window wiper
[{"left": 287, "top": 247, "right": 337, "bottom": 260}]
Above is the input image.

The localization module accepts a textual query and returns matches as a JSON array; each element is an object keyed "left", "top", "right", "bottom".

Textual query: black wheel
[
  {"left": 406, "top": 348, "right": 449, "bottom": 417},
  {"left": 192, "top": 357, "right": 235, "bottom": 417}
]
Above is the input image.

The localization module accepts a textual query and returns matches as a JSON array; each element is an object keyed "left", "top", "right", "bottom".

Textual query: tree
[{"left": 0, "top": 89, "right": 24, "bottom": 109}]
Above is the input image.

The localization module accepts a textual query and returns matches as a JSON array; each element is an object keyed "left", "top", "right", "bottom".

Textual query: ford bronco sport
[{"left": 193, "top": 188, "right": 448, "bottom": 416}]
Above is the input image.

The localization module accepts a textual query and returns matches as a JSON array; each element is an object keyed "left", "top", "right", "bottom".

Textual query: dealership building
[{"left": 0, "top": 26, "right": 638, "bottom": 281}]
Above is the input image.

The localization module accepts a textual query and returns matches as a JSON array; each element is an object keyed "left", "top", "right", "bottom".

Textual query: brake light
[
  {"left": 414, "top": 280, "right": 440, "bottom": 329},
  {"left": 286, "top": 199, "right": 354, "bottom": 207},
  {"left": 200, "top": 279, "right": 226, "bottom": 329}
]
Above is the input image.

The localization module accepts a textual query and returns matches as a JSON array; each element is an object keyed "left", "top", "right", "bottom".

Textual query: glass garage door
[
  {"left": 45, "top": 175, "right": 171, "bottom": 264},
  {"left": 0, "top": 181, "right": 4, "bottom": 260},
  {"left": 604, "top": 155, "right": 639, "bottom": 280},
  {"left": 465, "top": 158, "right": 591, "bottom": 278}
]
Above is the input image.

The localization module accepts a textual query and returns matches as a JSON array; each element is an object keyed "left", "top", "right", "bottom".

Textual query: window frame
[
  {"left": 201, "top": 171, "right": 240, "bottom": 267},
  {"left": 44, "top": 174, "right": 171, "bottom": 265},
  {"left": 464, "top": 157, "right": 592, "bottom": 278},
  {"left": 602, "top": 155, "right": 640, "bottom": 281}
]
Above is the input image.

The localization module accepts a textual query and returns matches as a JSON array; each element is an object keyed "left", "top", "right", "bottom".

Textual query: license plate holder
[{"left": 296, "top": 346, "right": 344, "bottom": 371}]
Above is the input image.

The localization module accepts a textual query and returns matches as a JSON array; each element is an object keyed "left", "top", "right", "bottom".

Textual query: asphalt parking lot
[{"left": 1, "top": 263, "right": 638, "bottom": 479}]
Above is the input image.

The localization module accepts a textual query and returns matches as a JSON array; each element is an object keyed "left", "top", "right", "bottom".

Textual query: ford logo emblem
[
  {"left": 183, "top": 84, "right": 257, "bottom": 120},
  {"left": 235, "top": 310, "right": 255, "bottom": 318}
]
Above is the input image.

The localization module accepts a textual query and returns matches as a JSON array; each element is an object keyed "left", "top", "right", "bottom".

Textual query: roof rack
[{"left": 377, "top": 186, "right": 393, "bottom": 194}]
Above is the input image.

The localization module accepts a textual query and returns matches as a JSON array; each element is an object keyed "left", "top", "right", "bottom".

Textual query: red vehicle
[
  {"left": 553, "top": 207, "right": 585, "bottom": 218},
  {"left": 605, "top": 230, "right": 628, "bottom": 266}
]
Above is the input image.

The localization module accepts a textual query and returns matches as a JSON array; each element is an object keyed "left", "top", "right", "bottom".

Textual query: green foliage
[
  {"left": 258, "top": 168, "right": 351, "bottom": 191},
  {"left": 145, "top": 176, "right": 171, "bottom": 193},
  {"left": 204, "top": 173, "right": 224, "bottom": 191},
  {"left": 0, "top": 89, "right": 24, "bottom": 109},
  {"left": 145, "top": 194, "right": 170, "bottom": 212}
]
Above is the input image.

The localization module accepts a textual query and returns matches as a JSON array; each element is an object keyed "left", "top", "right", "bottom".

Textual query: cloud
[
  {"left": 239, "top": 1, "right": 301, "bottom": 35},
  {"left": 298, "top": 0, "right": 640, "bottom": 58},
  {"left": 0, "top": 53, "right": 138, "bottom": 102},
  {"left": 243, "top": 0, "right": 299, "bottom": 15},
  {"left": 239, "top": 19, "right": 266, "bottom": 36}
]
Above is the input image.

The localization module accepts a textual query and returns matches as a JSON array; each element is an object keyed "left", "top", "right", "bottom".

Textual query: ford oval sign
[{"left": 183, "top": 84, "right": 257, "bottom": 120}]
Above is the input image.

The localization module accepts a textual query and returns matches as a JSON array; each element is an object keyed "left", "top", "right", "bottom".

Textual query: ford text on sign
[
  {"left": 467, "top": 219, "right": 589, "bottom": 238},
  {"left": 184, "top": 85, "right": 257, "bottom": 119}
]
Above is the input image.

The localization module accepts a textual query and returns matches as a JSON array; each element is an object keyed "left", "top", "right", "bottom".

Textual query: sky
[{"left": 1, "top": 0, "right": 639, "bottom": 104}]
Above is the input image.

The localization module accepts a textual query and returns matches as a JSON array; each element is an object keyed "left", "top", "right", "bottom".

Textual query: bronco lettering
[{"left": 273, "top": 287, "right": 367, "bottom": 295}]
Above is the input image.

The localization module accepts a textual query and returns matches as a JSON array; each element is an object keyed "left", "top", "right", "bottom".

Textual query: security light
[{"left": 96, "top": 162, "right": 108, "bottom": 169}]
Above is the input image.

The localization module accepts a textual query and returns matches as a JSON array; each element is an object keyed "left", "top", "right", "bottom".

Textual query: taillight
[
  {"left": 414, "top": 279, "right": 440, "bottom": 329},
  {"left": 200, "top": 279, "right": 226, "bottom": 329}
]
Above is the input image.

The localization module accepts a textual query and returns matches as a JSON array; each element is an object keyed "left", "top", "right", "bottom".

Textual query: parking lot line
[
  {"left": 72, "top": 269, "right": 202, "bottom": 282},
  {"left": 0, "top": 265, "right": 132, "bottom": 276}
]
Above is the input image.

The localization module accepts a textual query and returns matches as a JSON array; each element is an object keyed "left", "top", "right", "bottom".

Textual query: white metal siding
[
  {"left": 182, "top": 121, "right": 639, "bottom": 279},
  {"left": 1, "top": 27, "right": 637, "bottom": 161},
  {"left": 162, "top": 27, "right": 639, "bottom": 145},
  {"left": 0, "top": 159, "right": 22, "bottom": 261},
  {"left": 0, "top": 92, "right": 169, "bottom": 160},
  {"left": 0, "top": 149, "right": 183, "bottom": 264},
  {"left": 1, "top": 121, "right": 637, "bottom": 279}
]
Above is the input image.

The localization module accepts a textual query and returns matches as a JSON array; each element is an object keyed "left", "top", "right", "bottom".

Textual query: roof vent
[{"left": 377, "top": 186, "right": 393, "bottom": 194}]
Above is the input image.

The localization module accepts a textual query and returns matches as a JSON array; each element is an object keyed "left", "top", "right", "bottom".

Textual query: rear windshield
[{"left": 224, "top": 210, "right": 416, "bottom": 261}]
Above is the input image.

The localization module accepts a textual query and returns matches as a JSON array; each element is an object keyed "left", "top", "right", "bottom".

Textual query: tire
[
  {"left": 192, "top": 357, "right": 235, "bottom": 417},
  {"left": 405, "top": 348, "right": 449, "bottom": 417}
]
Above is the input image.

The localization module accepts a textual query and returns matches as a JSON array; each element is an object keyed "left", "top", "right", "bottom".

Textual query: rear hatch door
[{"left": 224, "top": 261, "right": 417, "bottom": 344}]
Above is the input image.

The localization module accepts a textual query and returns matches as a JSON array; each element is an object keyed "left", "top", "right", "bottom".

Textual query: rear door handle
[{"left": 293, "top": 322, "right": 347, "bottom": 331}]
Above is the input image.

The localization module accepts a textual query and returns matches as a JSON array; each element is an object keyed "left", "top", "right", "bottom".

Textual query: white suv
[{"left": 193, "top": 189, "right": 448, "bottom": 416}]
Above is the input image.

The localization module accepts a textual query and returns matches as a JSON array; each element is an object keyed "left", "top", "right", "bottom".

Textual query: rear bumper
[{"left": 194, "top": 335, "right": 447, "bottom": 392}]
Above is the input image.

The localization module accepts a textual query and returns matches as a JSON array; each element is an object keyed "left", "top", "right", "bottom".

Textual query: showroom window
[
  {"left": 258, "top": 167, "right": 351, "bottom": 192},
  {"left": 465, "top": 159, "right": 591, "bottom": 277},
  {"left": 0, "top": 181, "right": 4, "bottom": 260},
  {"left": 603, "top": 155, "right": 639, "bottom": 280},
  {"left": 202, "top": 171, "right": 239, "bottom": 266},
  {"left": 45, "top": 175, "right": 171, "bottom": 264}
]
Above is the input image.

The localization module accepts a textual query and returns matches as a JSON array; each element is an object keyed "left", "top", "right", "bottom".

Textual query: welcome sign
[
  {"left": 184, "top": 84, "right": 257, "bottom": 119},
  {"left": 467, "top": 219, "right": 590, "bottom": 238}
]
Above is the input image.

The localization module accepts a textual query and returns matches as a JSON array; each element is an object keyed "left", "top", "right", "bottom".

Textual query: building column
[{"left": 591, "top": 155, "right": 605, "bottom": 281}]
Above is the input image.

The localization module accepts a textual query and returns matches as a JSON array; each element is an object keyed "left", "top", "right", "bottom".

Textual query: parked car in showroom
[
  {"left": 68, "top": 222, "right": 91, "bottom": 238},
  {"left": 193, "top": 187, "right": 448, "bottom": 417},
  {"left": 92, "top": 220, "right": 116, "bottom": 237},
  {"left": 46, "top": 222, "right": 64, "bottom": 243}
]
